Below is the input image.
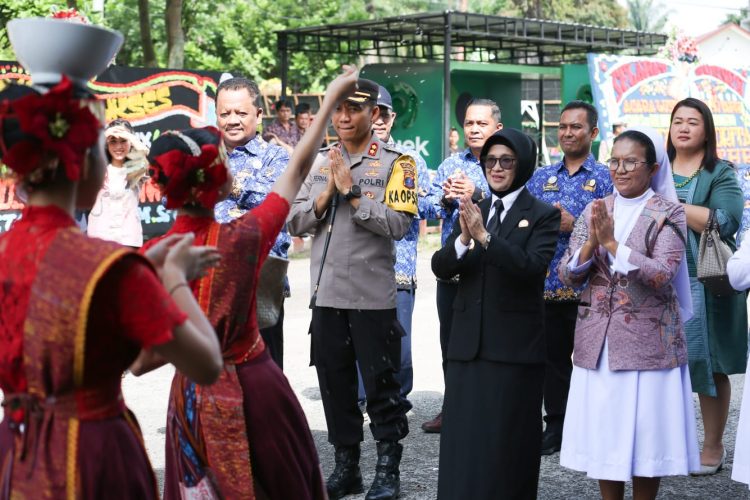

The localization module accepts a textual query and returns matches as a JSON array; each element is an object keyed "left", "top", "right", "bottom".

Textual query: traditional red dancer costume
[
  {"left": 0, "top": 77, "right": 186, "bottom": 499},
  {"left": 142, "top": 128, "right": 325, "bottom": 499}
]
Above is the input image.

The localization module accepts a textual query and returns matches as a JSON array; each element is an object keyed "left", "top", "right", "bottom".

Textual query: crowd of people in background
[{"left": 2, "top": 13, "right": 750, "bottom": 500}]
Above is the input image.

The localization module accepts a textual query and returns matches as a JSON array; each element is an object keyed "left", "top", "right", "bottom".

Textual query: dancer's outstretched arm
[{"left": 272, "top": 65, "right": 358, "bottom": 203}]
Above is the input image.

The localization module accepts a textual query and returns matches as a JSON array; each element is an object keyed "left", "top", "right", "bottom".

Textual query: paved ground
[{"left": 119, "top": 248, "right": 750, "bottom": 499}]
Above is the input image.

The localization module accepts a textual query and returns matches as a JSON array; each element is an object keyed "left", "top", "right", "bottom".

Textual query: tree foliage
[
  {"left": 0, "top": 0, "right": 60, "bottom": 60},
  {"left": 626, "top": 0, "right": 669, "bottom": 33},
  {"left": 724, "top": 8, "right": 749, "bottom": 26},
  {"left": 506, "top": 0, "right": 628, "bottom": 27},
  {"left": 4, "top": 0, "right": 628, "bottom": 91}
]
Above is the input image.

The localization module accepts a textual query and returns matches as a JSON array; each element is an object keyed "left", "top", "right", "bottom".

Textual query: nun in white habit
[{"left": 557, "top": 126, "right": 699, "bottom": 500}]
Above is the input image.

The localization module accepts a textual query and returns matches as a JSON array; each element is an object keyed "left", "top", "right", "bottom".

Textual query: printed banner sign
[
  {"left": 588, "top": 53, "right": 750, "bottom": 164},
  {"left": 0, "top": 63, "right": 221, "bottom": 237}
]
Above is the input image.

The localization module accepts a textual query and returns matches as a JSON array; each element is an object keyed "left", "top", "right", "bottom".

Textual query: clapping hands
[
  {"left": 458, "top": 194, "right": 487, "bottom": 245},
  {"left": 443, "top": 171, "right": 476, "bottom": 201}
]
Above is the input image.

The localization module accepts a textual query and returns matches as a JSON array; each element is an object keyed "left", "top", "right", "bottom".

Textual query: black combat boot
[
  {"left": 326, "top": 444, "right": 364, "bottom": 499},
  {"left": 365, "top": 441, "right": 403, "bottom": 500}
]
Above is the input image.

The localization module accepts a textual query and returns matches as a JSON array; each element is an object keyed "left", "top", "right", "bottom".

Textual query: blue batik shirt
[
  {"left": 737, "top": 165, "right": 750, "bottom": 247},
  {"left": 388, "top": 137, "right": 432, "bottom": 290},
  {"left": 526, "top": 153, "right": 613, "bottom": 301},
  {"left": 214, "top": 134, "right": 290, "bottom": 259},
  {"left": 425, "top": 148, "right": 490, "bottom": 246}
]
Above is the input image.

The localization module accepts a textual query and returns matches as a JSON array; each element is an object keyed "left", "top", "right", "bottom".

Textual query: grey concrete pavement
[{"left": 119, "top": 250, "right": 750, "bottom": 499}]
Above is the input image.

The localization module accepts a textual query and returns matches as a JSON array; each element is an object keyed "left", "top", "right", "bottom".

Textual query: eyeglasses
[
  {"left": 483, "top": 156, "right": 517, "bottom": 171},
  {"left": 607, "top": 158, "right": 649, "bottom": 172}
]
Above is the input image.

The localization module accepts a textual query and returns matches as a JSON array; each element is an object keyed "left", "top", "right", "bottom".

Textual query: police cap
[{"left": 346, "top": 78, "right": 379, "bottom": 105}]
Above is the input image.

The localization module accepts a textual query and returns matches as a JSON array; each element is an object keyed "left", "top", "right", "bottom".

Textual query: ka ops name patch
[{"left": 385, "top": 154, "right": 418, "bottom": 216}]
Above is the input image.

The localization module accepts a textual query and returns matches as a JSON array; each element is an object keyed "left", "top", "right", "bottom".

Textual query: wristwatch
[
  {"left": 344, "top": 185, "right": 362, "bottom": 200},
  {"left": 482, "top": 232, "right": 492, "bottom": 250}
]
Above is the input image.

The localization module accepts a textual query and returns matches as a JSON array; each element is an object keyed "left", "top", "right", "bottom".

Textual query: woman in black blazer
[{"left": 434, "top": 128, "right": 560, "bottom": 500}]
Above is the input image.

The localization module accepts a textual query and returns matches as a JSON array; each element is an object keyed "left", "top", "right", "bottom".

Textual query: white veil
[{"left": 629, "top": 125, "right": 694, "bottom": 323}]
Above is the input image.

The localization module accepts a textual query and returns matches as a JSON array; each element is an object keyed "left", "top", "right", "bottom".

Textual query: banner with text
[
  {"left": 0, "top": 63, "right": 221, "bottom": 237},
  {"left": 588, "top": 53, "right": 750, "bottom": 165}
]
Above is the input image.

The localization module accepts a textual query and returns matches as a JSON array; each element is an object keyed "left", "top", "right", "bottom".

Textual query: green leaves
[{"left": 4, "top": 0, "right": 634, "bottom": 91}]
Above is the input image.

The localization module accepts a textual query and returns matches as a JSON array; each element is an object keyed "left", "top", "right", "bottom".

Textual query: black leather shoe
[
  {"left": 365, "top": 441, "right": 403, "bottom": 500},
  {"left": 327, "top": 445, "right": 364, "bottom": 500},
  {"left": 540, "top": 430, "right": 562, "bottom": 456}
]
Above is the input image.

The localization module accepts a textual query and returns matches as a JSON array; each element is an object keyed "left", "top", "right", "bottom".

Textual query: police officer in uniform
[{"left": 287, "top": 79, "right": 416, "bottom": 500}]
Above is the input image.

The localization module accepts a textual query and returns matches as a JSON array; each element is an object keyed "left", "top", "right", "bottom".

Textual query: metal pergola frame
[{"left": 277, "top": 11, "right": 667, "bottom": 157}]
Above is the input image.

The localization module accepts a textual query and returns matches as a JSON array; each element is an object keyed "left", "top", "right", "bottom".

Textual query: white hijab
[{"left": 628, "top": 125, "right": 694, "bottom": 323}]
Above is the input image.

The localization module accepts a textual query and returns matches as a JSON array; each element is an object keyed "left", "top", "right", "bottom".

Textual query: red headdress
[
  {"left": 0, "top": 77, "right": 102, "bottom": 183},
  {"left": 148, "top": 127, "right": 229, "bottom": 209}
]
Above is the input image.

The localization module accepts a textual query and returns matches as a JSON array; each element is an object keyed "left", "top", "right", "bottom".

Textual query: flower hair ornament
[
  {"left": 50, "top": 7, "right": 91, "bottom": 24},
  {"left": 148, "top": 127, "right": 229, "bottom": 209},
  {"left": 0, "top": 76, "right": 102, "bottom": 184}
]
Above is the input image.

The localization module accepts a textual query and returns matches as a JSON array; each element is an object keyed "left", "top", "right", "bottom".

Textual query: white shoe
[{"left": 691, "top": 448, "right": 726, "bottom": 476}]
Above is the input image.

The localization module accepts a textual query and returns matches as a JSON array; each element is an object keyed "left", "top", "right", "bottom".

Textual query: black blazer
[{"left": 432, "top": 188, "right": 560, "bottom": 364}]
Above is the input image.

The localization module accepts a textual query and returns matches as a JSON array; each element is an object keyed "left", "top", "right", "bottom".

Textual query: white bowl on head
[{"left": 6, "top": 18, "right": 124, "bottom": 87}]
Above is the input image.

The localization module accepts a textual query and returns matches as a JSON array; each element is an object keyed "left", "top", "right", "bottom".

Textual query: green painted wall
[
  {"left": 450, "top": 70, "right": 521, "bottom": 131},
  {"left": 362, "top": 62, "right": 562, "bottom": 168},
  {"left": 361, "top": 64, "right": 443, "bottom": 169}
]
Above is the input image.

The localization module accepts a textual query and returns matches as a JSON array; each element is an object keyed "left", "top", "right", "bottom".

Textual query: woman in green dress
[{"left": 668, "top": 97, "right": 747, "bottom": 475}]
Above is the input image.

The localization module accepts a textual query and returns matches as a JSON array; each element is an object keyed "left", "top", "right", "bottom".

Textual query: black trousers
[
  {"left": 311, "top": 307, "right": 409, "bottom": 447},
  {"left": 259, "top": 302, "right": 284, "bottom": 370},
  {"left": 542, "top": 301, "right": 578, "bottom": 433},
  {"left": 437, "top": 281, "right": 459, "bottom": 380}
]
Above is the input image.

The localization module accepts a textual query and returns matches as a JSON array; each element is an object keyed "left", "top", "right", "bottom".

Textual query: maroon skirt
[
  {"left": 1, "top": 412, "right": 157, "bottom": 499},
  {"left": 164, "top": 349, "right": 325, "bottom": 499}
]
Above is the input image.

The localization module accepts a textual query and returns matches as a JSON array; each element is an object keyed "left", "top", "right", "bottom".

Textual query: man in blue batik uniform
[
  {"left": 420, "top": 98, "right": 502, "bottom": 433},
  {"left": 213, "top": 76, "right": 290, "bottom": 370},
  {"left": 526, "top": 100, "right": 613, "bottom": 455}
]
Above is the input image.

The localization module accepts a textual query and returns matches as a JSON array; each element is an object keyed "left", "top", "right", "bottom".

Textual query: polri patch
[{"left": 385, "top": 154, "right": 418, "bottom": 215}]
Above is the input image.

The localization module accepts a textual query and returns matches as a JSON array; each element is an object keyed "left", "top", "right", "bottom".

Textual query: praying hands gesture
[
  {"left": 329, "top": 147, "right": 354, "bottom": 197},
  {"left": 458, "top": 194, "right": 487, "bottom": 246},
  {"left": 314, "top": 146, "right": 357, "bottom": 217},
  {"left": 579, "top": 199, "right": 617, "bottom": 262}
]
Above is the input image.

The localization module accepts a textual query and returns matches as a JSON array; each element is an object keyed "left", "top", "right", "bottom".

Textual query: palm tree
[{"left": 627, "top": 0, "right": 669, "bottom": 33}]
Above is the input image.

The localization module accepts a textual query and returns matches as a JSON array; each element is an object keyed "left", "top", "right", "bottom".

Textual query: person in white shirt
[
  {"left": 87, "top": 119, "right": 148, "bottom": 247},
  {"left": 727, "top": 242, "right": 750, "bottom": 490}
]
